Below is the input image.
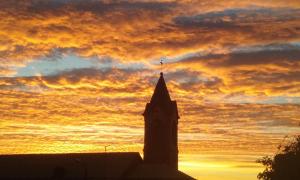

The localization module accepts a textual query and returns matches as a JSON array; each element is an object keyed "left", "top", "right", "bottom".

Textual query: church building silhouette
[{"left": 0, "top": 73, "right": 194, "bottom": 179}]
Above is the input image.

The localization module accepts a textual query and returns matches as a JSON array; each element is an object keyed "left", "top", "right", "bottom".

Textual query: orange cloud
[
  {"left": 1, "top": 0, "right": 300, "bottom": 76},
  {"left": 166, "top": 45, "right": 300, "bottom": 97},
  {"left": 1, "top": 1, "right": 300, "bottom": 179}
]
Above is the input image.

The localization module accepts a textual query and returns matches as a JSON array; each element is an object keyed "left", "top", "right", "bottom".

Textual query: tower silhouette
[{"left": 143, "top": 72, "right": 179, "bottom": 169}]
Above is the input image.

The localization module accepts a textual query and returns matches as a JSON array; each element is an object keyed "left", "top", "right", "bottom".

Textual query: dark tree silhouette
[{"left": 257, "top": 135, "right": 300, "bottom": 180}]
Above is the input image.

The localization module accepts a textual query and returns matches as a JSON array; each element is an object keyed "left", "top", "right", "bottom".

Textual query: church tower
[{"left": 143, "top": 72, "right": 179, "bottom": 169}]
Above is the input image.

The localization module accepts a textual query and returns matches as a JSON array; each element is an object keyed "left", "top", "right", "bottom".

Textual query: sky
[{"left": 0, "top": 0, "right": 300, "bottom": 179}]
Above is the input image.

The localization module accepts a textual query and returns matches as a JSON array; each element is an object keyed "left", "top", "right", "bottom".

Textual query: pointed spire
[{"left": 150, "top": 72, "right": 171, "bottom": 104}]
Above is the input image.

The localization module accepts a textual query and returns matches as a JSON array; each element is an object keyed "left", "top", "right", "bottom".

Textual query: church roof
[
  {"left": 0, "top": 152, "right": 142, "bottom": 179},
  {"left": 0, "top": 152, "right": 194, "bottom": 179},
  {"left": 150, "top": 72, "right": 171, "bottom": 105}
]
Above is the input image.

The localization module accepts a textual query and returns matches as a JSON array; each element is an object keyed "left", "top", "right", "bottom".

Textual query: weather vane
[{"left": 160, "top": 57, "right": 165, "bottom": 74}]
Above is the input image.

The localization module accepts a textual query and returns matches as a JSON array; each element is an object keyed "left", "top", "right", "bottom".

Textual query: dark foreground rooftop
[{"left": 0, "top": 152, "right": 195, "bottom": 180}]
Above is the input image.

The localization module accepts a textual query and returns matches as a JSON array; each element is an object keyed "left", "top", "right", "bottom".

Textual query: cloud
[
  {"left": 167, "top": 44, "right": 300, "bottom": 96},
  {"left": 0, "top": 2, "right": 300, "bottom": 178},
  {"left": 172, "top": 8, "right": 300, "bottom": 49},
  {"left": 1, "top": 1, "right": 300, "bottom": 77}
]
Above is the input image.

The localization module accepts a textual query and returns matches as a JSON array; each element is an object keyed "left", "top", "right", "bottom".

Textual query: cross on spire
[{"left": 160, "top": 58, "right": 164, "bottom": 73}]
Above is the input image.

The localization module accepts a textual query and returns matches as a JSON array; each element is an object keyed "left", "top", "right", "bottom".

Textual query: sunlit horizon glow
[{"left": 1, "top": 0, "right": 300, "bottom": 179}]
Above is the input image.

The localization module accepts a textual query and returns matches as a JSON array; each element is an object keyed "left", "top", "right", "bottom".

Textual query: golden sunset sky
[{"left": 1, "top": 0, "right": 300, "bottom": 179}]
